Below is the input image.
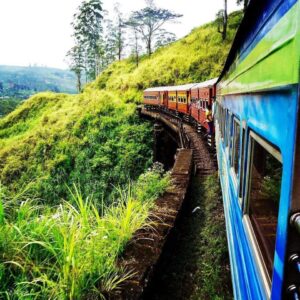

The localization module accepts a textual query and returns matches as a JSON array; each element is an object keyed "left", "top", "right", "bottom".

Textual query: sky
[{"left": 0, "top": 0, "right": 240, "bottom": 69}]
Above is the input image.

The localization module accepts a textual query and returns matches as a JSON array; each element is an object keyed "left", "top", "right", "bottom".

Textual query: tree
[
  {"left": 104, "top": 19, "right": 118, "bottom": 66},
  {"left": 237, "top": 0, "right": 249, "bottom": 13},
  {"left": 216, "top": 0, "right": 228, "bottom": 41},
  {"left": 66, "top": 45, "right": 85, "bottom": 92},
  {"left": 113, "top": 4, "right": 126, "bottom": 61},
  {"left": 72, "top": 0, "right": 103, "bottom": 81},
  {"left": 128, "top": 25, "right": 142, "bottom": 67},
  {"left": 155, "top": 29, "right": 176, "bottom": 50},
  {"left": 126, "top": 1, "right": 182, "bottom": 56}
]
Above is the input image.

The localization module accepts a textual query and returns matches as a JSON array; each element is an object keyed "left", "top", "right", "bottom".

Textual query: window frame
[
  {"left": 230, "top": 116, "right": 241, "bottom": 189},
  {"left": 225, "top": 110, "right": 232, "bottom": 149},
  {"left": 238, "top": 122, "right": 247, "bottom": 205},
  {"left": 243, "top": 130, "right": 282, "bottom": 298}
]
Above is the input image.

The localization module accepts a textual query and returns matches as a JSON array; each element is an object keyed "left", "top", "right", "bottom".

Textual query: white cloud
[{"left": 0, "top": 0, "right": 240, "bottom": 69}]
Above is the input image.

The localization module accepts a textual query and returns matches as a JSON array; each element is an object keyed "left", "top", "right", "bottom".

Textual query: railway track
[
  {"left": 110, "top": 107, "right": 223, "bottom": 299},
  {"left": 140, "top": 108, "right": 231, "bottom": 299},
  {"left": 140, "top": 107, "right": 217, "bottom": 175}
]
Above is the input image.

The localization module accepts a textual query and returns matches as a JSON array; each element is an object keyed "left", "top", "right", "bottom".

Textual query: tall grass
[{"left": 0, "top": 166, "right": 170, "bottom": 299}]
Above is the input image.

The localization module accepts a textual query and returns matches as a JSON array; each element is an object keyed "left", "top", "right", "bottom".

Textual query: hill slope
[{"left": 0, "top": 10, "right": 242, "bottom": 202}]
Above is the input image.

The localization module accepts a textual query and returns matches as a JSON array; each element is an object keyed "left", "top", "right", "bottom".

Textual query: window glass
[
  {"left": 219, "top": 106, "right": 223, "bottom": 138},
  {"left": 225, "top": 112, "right": 231, "bottom": 147},
  {"left": 239, "top": 127, "right": 246, "bottom": 198},
  {"left": 247, "top": 135, "right": 282, "bottom": 279},
  {"left": 232, "top": 119, "right": 241, "bottom": 175}
]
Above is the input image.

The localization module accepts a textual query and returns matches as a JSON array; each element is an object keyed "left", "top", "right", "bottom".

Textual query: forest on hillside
[{"left": 0, "top": 65, "right": 77, "bottom": 99}]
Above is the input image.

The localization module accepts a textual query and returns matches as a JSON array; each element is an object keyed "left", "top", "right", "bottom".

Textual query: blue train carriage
[{"left": 215, "top": 0, "right": 300, "bottom": 299}]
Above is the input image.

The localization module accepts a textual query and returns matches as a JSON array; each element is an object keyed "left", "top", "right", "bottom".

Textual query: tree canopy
[{"left": 127, "top": 2, "right": 182, "bottom": 56}]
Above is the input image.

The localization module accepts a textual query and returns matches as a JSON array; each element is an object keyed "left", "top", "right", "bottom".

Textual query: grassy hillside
[
  {"left": 0, "top": 10, "right": 242, "bottom": 298},
  {"left": 0, "top": 91, "right": 153, "bottom": 203},
  {"left": 89, "top": 11, "right": 242, "bottom": 101}
]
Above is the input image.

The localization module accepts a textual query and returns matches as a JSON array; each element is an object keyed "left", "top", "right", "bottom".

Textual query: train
[{"left": 143, "top": 0, "right": 300, "bottom": 299}]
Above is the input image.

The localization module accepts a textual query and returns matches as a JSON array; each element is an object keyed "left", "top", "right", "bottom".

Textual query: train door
[
  {"left": 187, "top": 91, "right": 191, "bottom": 114},
  {"left": 164, "top": 91, "right": 168, "bottom": 108}
]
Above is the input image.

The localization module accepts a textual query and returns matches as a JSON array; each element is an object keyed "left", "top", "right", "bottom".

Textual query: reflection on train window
[
  {"left": 247, "top": 134, "right": 282, "bottom": 279},
  {"left": 219, "top": 106, "right": 224, "bottom": 138},
  {"left": 220, "top": 106, "right": 225, "bottom": 139},
  {"left": 225, "top": 112, "right": 231, "bottom": 148},
  {"left": 239, "top": 127, "right": 246, "bottom": 199},
  {"left": 232, "top": 118, "right": 240, "bottom": 176}
]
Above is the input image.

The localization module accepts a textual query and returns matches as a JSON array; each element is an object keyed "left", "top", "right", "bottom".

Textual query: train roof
[
  {"left": 168, "top": 83, "right": 198, "bottom": 91},
  {"left": 218, "top": 0, "right": 284, "bottom": 82},
  {"left": 144, "top": 86, "right": 169, "bottom": 92},
  {"left": 192, "top": 78, "right": 218, "bottom": 89},
  {"left": 144, "top": 83, "right": 198, "bottom": 93}
]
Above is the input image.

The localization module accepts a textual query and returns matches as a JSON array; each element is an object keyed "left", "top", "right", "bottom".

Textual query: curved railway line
[
  {"left": 141, "top": 1, "right": 300, "bottom": 298},
  {"left": 111, "top": 107, "right": 227, "bottom": 299}
]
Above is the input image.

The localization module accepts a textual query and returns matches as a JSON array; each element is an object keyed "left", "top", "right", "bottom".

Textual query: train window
[
  {"left": 222, "top": 108, "right": 226, "bottom": 139},
  {"left": 239, "top": 127, "right": 246, "bottom": 199},
  {"left": 231, "top": 118, "right": 241, "bottom": 176},
  {"left": 219, "top": 106, "right": 224, "bottom": 138},
  {"left": 218, "top": 105, "right": 223, "bottom": 137},
  {"left": 245, "top": 132, "right": 282, "bottom": 282},
  {"left": 225, "top": 111, "right": 232, "bottom": 148},
  {"left": 218, "top": 105, "right": 223, "bottom": 138}
]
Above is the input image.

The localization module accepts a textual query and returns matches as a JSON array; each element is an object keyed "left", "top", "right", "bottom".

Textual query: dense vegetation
[
  {"left": 0, "top": 166, "right": 170, "bottom": 299},
  {"left": 0, "top": 10, "right": 242, "bottom": 298},
  {"left": 0, "top": 98, "right": 23, "bottom": 117},
  {"left": 0, "top": 91, "right": 153, "bottom": 203},
  {"left": 0, "top": 65, "right": 77, "bottom": 98}
]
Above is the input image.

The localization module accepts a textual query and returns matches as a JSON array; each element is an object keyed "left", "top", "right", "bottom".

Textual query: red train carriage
[
  {"left": 144, "top": 87, "right": 169, "bottom": 108},
  {"left": 190, "top": 78, "right": 217, "bottom": 131},
  {"left": 143, "top": 88, "right": 160, "bottom": 107}
]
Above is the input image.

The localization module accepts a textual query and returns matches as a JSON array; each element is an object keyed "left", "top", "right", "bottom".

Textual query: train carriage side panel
[
  {"left": 216, "top": 0, "right": 300, "bottom": 299},
  {"left": 143, "top": 90, "right": 160, "bottom": 106}
]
